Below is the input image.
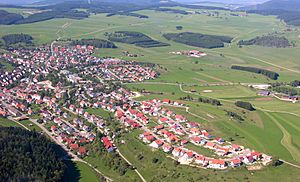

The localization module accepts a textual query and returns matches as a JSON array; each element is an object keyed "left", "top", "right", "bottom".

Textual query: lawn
[
  {"left": 0, "top": 117, "right": 19, "bottom": 127},
  {"left": 63, "top": 161, "right": 100, "bottom": 182}
]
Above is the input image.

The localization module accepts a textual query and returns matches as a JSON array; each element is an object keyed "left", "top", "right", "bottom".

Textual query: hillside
[
  {"left": 244, "top": 0, "right": 300, "bottom": 26},
  {"left": 246, "top": 0, "right": 300, "bottom": 11}
]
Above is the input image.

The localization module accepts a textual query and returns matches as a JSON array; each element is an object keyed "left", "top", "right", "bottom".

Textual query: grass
[
  {"left": 85, "top": 108, "right": 111, "bottom": 120},
  {"left": 0, "top": 6, "right": 300, "bottom": 181},
  {"left": 0, "top": 117, "right": 19, "bottom": 127},
  {"left": 63, "top": 161, "right": 100, "bottom": 182}
]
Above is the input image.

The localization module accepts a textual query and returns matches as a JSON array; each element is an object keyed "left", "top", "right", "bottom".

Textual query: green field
[
  {"left": 63, "top": 161, "right": 100, "bottom": 182},
  {"left": 1, "top": 5, "right": 300, "bottom": 181}
]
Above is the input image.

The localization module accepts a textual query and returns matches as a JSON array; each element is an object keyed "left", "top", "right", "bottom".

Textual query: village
[{"left": 0, "top": 44, "right": 272, "bottom": 171}]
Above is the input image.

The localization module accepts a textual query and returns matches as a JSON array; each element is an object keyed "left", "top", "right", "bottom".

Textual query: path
[
  {"left": 116, "top": 149, "right": 147, "bottom": 182},
  {"left": 265, "top": 113, "right": 300, "bottom": 163},
  {"left": 7, "top": 116, "right": 30, "bottom": 131}
]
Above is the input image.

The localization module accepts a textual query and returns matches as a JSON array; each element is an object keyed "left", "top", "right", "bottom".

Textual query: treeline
[
  {"left": 231, "top": 65, "right": 279, "bottom": 80},
  {"left": 238, "top": 35, "right": 291, "bottom": 48},
  {"left": 247, "top": 9, "right": 300, "bottom": 26},
  {"left": 179, "top": 95, "right": 221, "bottom": 106},
  {"left": 272, "top": 86, "right": 298, "bottom": 96},
  {"left": 226, "top": 111, "right": 244, "bottom": 121},
  {"left": 107, "top": 12, "right": 148, "bottom": 18},
  {"left": 16, "top": 10, "right": 89, "bottom": 24},
  {"left": 0, "top": 127, "right": 65, "bottom": 182},
  {"left": 71, "top": 38, "right": 117, "bottom": 48},
  {"left": 1, "top": 33, "right": 33, "bottom": 46},
  {"left": 154, "top": 8, "right": 189, "bottom": 15},
  {"left": 163, "top": 32, "right": 232, "bottom": 49},
  {"left": 291, "top": 80, "right": 300, "bottom": 87},
  {"left": 235, "top": 101, "right": 255, "bottom": 111},
  {"left": 107, "top": 31, "right": 169, "bottom": 48},
  {"left": 198, "top": 97, "right": 222, "bottom": 106}
]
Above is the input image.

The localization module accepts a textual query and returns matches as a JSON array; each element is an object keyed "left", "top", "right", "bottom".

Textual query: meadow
[{"left": 1, "top": 5, "right": 300, "bottom": 181}]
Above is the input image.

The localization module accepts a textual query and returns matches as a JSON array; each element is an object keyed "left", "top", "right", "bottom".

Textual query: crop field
[{"left": 1, "top": 5, "right": 300, "bottom": 181}]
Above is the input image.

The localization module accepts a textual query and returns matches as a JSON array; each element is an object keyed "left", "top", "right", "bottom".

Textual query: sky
[
  {"left": 174, "top": 0, "right": 269, "bottom": 5},
  {"left": 0, "top": 0, "right": 270, "bottom": 5}
]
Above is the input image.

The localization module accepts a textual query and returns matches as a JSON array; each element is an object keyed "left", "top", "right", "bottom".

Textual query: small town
[{"left": 0, "top": 44, "right": 272, "bottom": 172}]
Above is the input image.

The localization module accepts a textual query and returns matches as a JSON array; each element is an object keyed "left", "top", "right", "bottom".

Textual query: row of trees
[
  {"left": 71, "top": 38, "right": 117, "bottom": 48},
  {"left": 235, "top": 101, "right": 255, "bottom": 111},
  {"left": 0, "top": 127, "right": 65, "bottom": 182},
  {"left": 290, "top": 80, "right": 300, "bottom": 87},
  {"left": 178, "top": 95, "right": 221, "bottom": 106},
  {"left": 198, "top": 97, "right": 222, "bottom": 106},
  {"left": 226, "top": 111, "right": 244, "bottom": 121},
  {"left": 238, "top": 35, "right": 291, "bottom": 48},
  {"left": 163, "top": 32, "right": 232, "bottom": 49},
  {"left": 106, "top": 12, "right": 148, "bottom": 19},
  {"left": 231, "top": 65, "right": 279, "bottom": 80},
  {"left": 154, "top": 8, "right": 189, "bottom": 15},
  {"left": 108, "top": 31, "right": 169, "bottom": 48}
]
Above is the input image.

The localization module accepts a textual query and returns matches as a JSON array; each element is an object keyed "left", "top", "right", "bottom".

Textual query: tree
[{"left": 235, "top": 101, "right": 255, "bottom": 111}]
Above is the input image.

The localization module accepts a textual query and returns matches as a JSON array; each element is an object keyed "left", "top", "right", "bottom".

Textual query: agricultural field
[{"left": 1, "top": 4, "right": 300, "bottom": 182}]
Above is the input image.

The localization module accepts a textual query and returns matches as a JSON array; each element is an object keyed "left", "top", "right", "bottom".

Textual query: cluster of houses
[
  {"left": 0, "top": 43, "right": 272, "bottom": 171},
  {"left": 108, "top": 98, "right": 272, "bottom": 169},
  {"left": 255, "top": 85, "right": 299, "bottom": 103},
  {"left": 171, "top": 50, "right": 207, "bottom": 58}
]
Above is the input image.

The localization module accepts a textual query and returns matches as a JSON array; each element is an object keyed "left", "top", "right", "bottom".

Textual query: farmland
[{"left": 0, "top": 4, "right": 300, "bottom": 182}]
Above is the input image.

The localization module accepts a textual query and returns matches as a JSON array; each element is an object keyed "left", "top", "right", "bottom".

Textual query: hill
[{"left": 244, "top": 0, "right": 300, "bottom": 26}]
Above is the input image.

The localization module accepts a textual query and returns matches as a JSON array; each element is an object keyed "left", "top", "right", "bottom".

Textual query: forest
[
  {"left": 71, "top": 38, "right": 117, "bottom": 48},
  {"left": 238, "top": 35, "right": 291, "bottom": 48},
  {"left": 231, "top": 65, "right": 279, "bottom": 80},
  {"left": 0, "top": 127, "right": 65, "bottom": 182},
  {"left": 107, "top": 31, "right": 170, "bottom": 48},
  {"left": 0, "top": 10, "right": 23, "bottom": 25},
  {"left": 1, "top": 33, "right": 33, "bottom": 46},
  {"left": 163, "top": 32, "right": 232, "bottom": 49},
  {"left": 235, "top": 101, "right": 255, "bottom": 111}
]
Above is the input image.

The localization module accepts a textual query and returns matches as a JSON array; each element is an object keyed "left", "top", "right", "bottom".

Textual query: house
[
  {"left": 78, "top": 147, "right": 87, "bottom": 156},
  {"left": 195, "top": 155, "right": 207, "bottom": 165},
  {"left": 204, "top": 141, "right": 216, "bottom": 149},
  {"left": 101, "top": 137, "right": 114, "bottom": 152},
  {"left": 184, "top": 151, "right": 195, "bottom": 159},
  {"left": 162, "top": 143, "right": 173, "bottom": 153},
  {"left": 70, "top": 143, "right": 79, "bottom": 150},
  {"left": 154, "top": 125, "right": 164, "bottom": 132},
  {"left": 150, "top": 140, "right": 164, "bottom": 148},
  {"left": 230, "top": 158, "right": 241, "bottom": 167},
  {"left": 143, "top": 134, "right": 155, "bottom": 143},
  {"left": 208, "top": 159, "right": 227, "bottom": 169},
  {"left": 172, "top": 147, "right": 184, "bottom": 157},
  {"left": 162, "top": 99, "right": 171, "bottom": 104}
]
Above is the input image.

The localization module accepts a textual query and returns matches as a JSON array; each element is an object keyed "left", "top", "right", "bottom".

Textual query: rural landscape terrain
[{"left": 0, "top": 0, "right": 299, "bottom": 181}]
